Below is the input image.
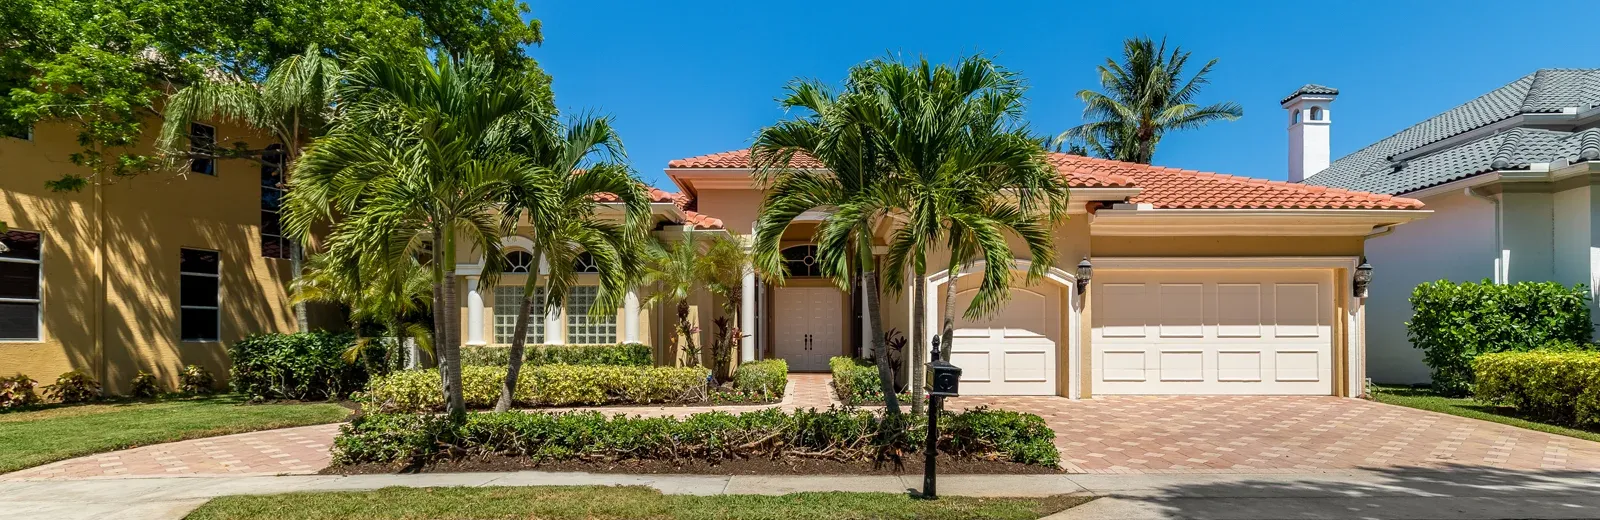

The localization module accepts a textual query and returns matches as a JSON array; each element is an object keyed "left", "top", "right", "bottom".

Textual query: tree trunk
[
  {"left": 439, "top": 231, "right": 467, "bottom": 422},
  {"left": 677, "top": 299, "right": 698, "bottom": 367},
  {"left": 862, "top": 265, "right": 900, "bottom": 417},
  {"left": 939, "top": 260, "right": 964, "bottom": 363},
  {"left": 495, "top": 249, "right": 542, "bottom": 412},
  {"left": 291, "top": 242, "right": 309, "bottom": 332},
  {"left": 430, "top": 254, "right": 450, "bottom": 407},
  {"left": 910, "top": 270, "right": 927, "bottom": 414}
]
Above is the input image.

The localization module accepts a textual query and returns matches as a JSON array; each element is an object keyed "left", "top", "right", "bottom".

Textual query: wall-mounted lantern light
[
  {"left": 1076, "top": 257, "right": 1093, "bottom": 294},
  {"left": 1353, "top": 260, "right": 1373, "bottom": 298}
]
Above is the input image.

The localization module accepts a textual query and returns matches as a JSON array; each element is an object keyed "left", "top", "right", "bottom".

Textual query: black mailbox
[{"left": 927, "top": 358, "right": 962, "bottom": 397}]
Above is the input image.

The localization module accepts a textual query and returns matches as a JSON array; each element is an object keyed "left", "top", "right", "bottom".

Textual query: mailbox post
[{"left": 923, "top": 336, "right": 962, "bottom": 499}]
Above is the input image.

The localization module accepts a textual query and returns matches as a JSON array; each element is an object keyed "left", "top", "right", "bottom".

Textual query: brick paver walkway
[{"left": 950, "top": 394, "right": 1600, "bottom": 474}]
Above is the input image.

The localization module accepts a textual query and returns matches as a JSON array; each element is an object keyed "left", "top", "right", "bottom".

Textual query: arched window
[
  {"left": 504, "top": 250, "right": 533, "bottom": 273},
  {"left": 781, "top": 245, "right": 823, "bottom": 277},
  {"left": 1292, "top": 110, "right": 1302, "bottom": 124},
  {"left": 1309, "top": 107, "right": 1324, "bottom": 121},
  {"left": 573, "top": 251, "right": 600, "bottom": 273}
]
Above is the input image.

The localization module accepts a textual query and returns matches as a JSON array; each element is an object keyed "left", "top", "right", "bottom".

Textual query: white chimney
[{"left": 1282, "top": 84, "right": 1338, "bottom": 183}]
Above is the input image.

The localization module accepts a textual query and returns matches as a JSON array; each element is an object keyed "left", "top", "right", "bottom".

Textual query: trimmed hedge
[
  {"left": 830, "top": 357, "right": 909, "bottom": 405},
  {"left": 459, "top": 343, "right": 652, "bottom": 367},
  {"left": 230, "top": 332, "right": 378, "bottom": 401},
  {"left": 361, "top": 365, "right": 709, "bottom": 412},
  {"left": 1407, "top": 280, "right": 1591, "bottom": 395},
  {"left": 732, "top": 360, "right": 787, "bottom": 398},
  {"left": 332, "top": 406, "right": 1058, "bottom": 467},
  {"left": 1474, "top": 350, "right": 1600, "bottom": 428}
]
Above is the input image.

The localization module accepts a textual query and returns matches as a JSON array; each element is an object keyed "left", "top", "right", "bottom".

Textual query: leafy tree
[
  {"left": 1057, "top": 36, "right": 1242, "bottom": 164},
  {"left": 494, "top": 115, "right": 647, "bottom": 412},
  {"left": 283, "top": 51, "right": 540, "bottom": 421}
]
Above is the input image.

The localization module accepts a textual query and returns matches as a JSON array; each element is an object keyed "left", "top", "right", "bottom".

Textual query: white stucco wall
[{"left": 1363, "top": 189, "right": 1498, "bottom": 384}]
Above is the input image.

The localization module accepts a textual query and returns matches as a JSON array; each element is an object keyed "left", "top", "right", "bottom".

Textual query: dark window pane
[
  {"left": 180, "top": 274, "right": 218, "bottom": 307},
  {"left": 781, "top": 245, "right": 821, "bottom": 277},
  {"left": 180, "top": 248, "right": 219, "bottom": 274},
  {"left": 504, "top": 251, "right": 532, "bottom": 273},
  {"left": 261, "top": 145, "right": 284, "bottom": 186},
  {"left": 260, "top": 189, "right": 282, "bottom": 211},
  {"left": 0, "top": 231, "right": 41, "bottom": 260},
  {"left": 573, "top": 252, "right": 600, "bottom": 273},
  {"left": 0, "top": 302, "right": 38, "bottom": 340},
  {"left": 262, "top": 237, "right": 283, "bottom": 260},
  {"left": 181, "top": 308, "right": 219, "bottom": 341},
  {"left": 260, "top": 212, "right": 281, "bottom": 235},
  {"left": 0, "top": 262, "right": 39, "bottom": 299},
  {"left": 190, "top": 123, "right": 215, "bottom": 175}
]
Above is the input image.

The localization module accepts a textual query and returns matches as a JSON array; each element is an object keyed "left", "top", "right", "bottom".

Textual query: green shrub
[
  {"left": 129, "top": 371, "right": 161, "bottom": 398},
  {"left": 362, "top": 365, "right": 709, "bottom": 412},
  {"left": 1407, "top": 280, "right": 1591, "bottom": 395},
  {"left": 179, "top": 365, "right": 216, "bottom": 395},
  {"left": 1474, "top": 351, "right": 1600, "bottom": 428},
  {"left": 830, "top": 357, "right": 887, "bottom": 405},
  {"left": 0, "top": 374, "right": 40, "bottom": 410},
  {"left": 459, "top": 343, "right": 652, "bottom": 367},
  {"left": 732, "top": 360, "right": 787, "bottom": 398},
  {"left": 332, "top": 406, "right": 1058, "bottom": 467},
  {"left": 45, "top": 371, "right": 99, "bottom": 403},
  {"left": 230, "top": 331, "right": 380, "bottom": 401}
]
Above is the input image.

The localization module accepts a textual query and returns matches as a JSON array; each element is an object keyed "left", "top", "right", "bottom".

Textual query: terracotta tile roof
[
  {"left": 592, "top": 187, "right": 678, "bottom": 205},
  {"left": 592, "top": 185, "right": 723, "bottom": 229},
  {"left": 665, "top": 149, "right": 1423, "bottom": 211}
]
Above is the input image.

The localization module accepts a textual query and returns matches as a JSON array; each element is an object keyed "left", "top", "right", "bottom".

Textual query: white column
[
  {"left": 544, "top": 299, "right": 564, "bottom": 345},
  {"left": 740, "top": 269, "right": 757, "bottom": 362},
  {"left": 465, "top": 276, "right": 485, "bottom": 345},
  {"left": 624, "top": 288, "right": 641, "bottom": 344}
]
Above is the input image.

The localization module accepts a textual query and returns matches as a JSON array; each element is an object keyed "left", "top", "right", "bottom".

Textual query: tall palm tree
[
  {"left": 640, "top": 231, "right": 706, "bottom": 367},
  {"left": 493, "top": 115, "right": 648, "bottom": 412},
  {"left": 1057, "top": 37, "right": 1243, "bottom": 164},
  {"left": 751, "top": 75, "right": 905, "bottom": 418},
  {"left": 158, "top": 45, "right": 342, "bottom": 331},
  {"left": 282, "top": 51, "right": 538, "bottom": 421}
]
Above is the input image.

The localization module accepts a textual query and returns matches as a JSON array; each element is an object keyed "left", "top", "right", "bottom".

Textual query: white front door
[
  {"left": 1091, "top": 269, "right": 1335, "bottom": 395},
  {"left": 773, "top": 286, "right": 842, "bottom": 372},
  {"left": 946, "top": 283, "right": 1060, "bottom": 395}
]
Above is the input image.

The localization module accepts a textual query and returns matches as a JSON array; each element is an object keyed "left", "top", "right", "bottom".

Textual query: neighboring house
[
  {"left": 457, "top": 149, "right": 1428, "bottom": 398},
  {"left": 1298, "top": 70, "right": 1600, "bottom": 384},
  {"left": 0, "top": 118, "right": 325, "bottom": 393}
]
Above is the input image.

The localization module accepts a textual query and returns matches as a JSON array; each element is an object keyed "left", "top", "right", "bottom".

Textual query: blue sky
[{"left": 529, "top": 0, "right": 1599, "bottom": 190}]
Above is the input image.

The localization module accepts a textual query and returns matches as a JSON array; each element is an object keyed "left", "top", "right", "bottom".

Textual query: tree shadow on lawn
[{"left": 1116, "top": 464, "right": 1600, "bottom": 520}]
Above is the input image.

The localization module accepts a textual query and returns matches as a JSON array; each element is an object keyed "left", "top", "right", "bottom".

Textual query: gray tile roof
[
  {"left": 1281, "top": 84, "right": 1340, "bottom": 104},
  {"left": 1302, "top": 69, "right": 1600, "bottom": 195}
]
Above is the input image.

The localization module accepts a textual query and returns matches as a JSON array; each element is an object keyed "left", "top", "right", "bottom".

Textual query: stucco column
[
  {"left": 624, "top": 287, "right": 641, "bottom": 344},
  {"left": 465, "top": 276, "right": 485, "bottom": 346},
  {"left": 544, "top": 300, "right": 564, "bottom": 345},
  {"left": 740, "top": 269, "right": 757, "bottom": 362}
]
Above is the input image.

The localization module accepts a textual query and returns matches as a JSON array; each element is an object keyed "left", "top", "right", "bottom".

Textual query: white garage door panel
[
  {"left": 1092, "top": 270, "right": 1334, "bottom": 395},
  {"left": 947, "top": 283, "right": 1060, "bottom": 395}
]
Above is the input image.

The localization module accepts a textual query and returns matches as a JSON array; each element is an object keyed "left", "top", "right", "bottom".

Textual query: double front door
[{"left": 773, "top": 286, "right": 843, "bottom": 372}]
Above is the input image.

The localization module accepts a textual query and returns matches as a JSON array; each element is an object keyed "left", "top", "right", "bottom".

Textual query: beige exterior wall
[{"left": 0, "top": 119, "right": 300, "bottom": 393}]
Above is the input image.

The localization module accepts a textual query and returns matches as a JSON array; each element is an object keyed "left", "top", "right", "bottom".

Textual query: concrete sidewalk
[{"left": 4, "top": 468, "right": 1600, "bottom": 520}]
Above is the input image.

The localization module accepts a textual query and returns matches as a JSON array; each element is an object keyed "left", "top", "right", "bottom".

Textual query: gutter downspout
[
  {"left": 1465, "top": 186, "right": 1504, "bottom": 283},
  {"left": 94, "top": 178, "right": 106, "bottom": 393}
]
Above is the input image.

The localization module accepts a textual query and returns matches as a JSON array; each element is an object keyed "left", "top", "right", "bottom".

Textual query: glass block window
[
  {"left": 565, "top": 286, "right": 615, "bottom": 345},
  {"left": 0, "top": 230, "right": 42, "bottom": 341},
  {"left": 260, "top": 145, "right": 289, "bottom": 259},
  {"left": 189, "top": 123, "right": 216, "bottom": 175},
  {"left": 494, "top": 286, "right": 544, "bottom": 344},
  {"left": 179, "top": 248, "right": 221, "bottom": 341}
]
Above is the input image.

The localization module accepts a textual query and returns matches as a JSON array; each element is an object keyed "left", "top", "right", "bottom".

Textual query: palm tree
[
  {"left": 699, "top": 234, "right": 753, "bottom": 382},
  {"left": 751, "top": 75, "right": 905, "bottom": 418},
  {"left": 290, "top": 249, "right": 434, "bottom": 370},
  {"left": 282, "top": 51, "right": 539, "bottom": 421},
  {"left": 640, "top": 231, "right": 708, "bottom": 367},
  {"left": 1057, "top": 37, "right": 1242, "bottom": 164},
  {"left": 493, "top": 115, "right": 648, "bottom": 412},
  {"left": 158, "top": 45, "right": 342, "bottom": 331}
]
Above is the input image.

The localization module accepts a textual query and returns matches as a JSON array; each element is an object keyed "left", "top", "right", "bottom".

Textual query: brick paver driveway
[{"left": 950, "top": 394, "right": 1600, "bottom": 474}]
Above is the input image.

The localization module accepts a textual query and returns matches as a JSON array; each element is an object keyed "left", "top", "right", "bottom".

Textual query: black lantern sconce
[
  {"left": 1353, "top": 260, "right": 1373, "bottom": 298},
  {"left": 1075, "top": 257, "right": 1093, "bottom": 294}
]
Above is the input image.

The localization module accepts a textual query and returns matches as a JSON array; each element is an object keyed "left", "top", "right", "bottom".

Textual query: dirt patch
[{"left": 328, "top": 455, "right": 1060, "bottom": 476}]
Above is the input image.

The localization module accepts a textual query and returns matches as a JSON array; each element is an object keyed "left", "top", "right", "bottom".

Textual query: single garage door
[
  {"left": 945, "top": 281, "right": 1061, "bottom": 395},
  {"left": 1091, "top": 269, "right": 1334, "bottom": 395}
]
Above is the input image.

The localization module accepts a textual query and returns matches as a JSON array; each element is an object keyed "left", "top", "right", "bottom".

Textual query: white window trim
[
  {"left": 179, "top": 248, "right": 222, "bottom": 343},
  {"left": 0, "top": 230, "right": 44, "bottom": 343}
]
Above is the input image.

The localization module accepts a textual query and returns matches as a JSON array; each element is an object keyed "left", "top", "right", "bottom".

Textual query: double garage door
[{"left": 1091, "top": 269, "right": 1335, "bottom": 395}]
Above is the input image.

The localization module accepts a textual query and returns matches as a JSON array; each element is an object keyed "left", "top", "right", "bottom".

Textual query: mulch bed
[{"left": 328, "top": 456, "right": 1059, "bottom": 476}]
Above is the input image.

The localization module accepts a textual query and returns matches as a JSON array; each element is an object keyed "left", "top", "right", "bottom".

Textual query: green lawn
[
  {"left": 0, "top": 395, "right": 352, "bottom": 473},
  {"left": 185, "top": 486, "right": 1091, "bottom": 520},
  {"left": 1370, "top": 385, "right": 1600, "bottom": 443}
]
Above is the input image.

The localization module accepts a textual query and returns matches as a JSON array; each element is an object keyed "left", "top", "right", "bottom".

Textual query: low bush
[
  {"left": 332, "top": 406, "right": 1058, "bottom": 467},
  {"left": 830, "top": 357, "right": 907, "bottom": 405},
  {"left": 129, "top": 371, "right": 161, "bottom": 398},
  {"left": 1473, "top": 350, "right": 1600, "bottom": 428},
  {"left": 45, "top": 371, "right": 99, "bottom": 403},
  {"left": 179, "top": 365, "right": 216, "bottom": 395},
  {"left": 732, "top": 360, "right": 787, "bottom": 398},
  {"left": 361, "top": 365, "right": 709, "bottom": 412},
  {"left": 1408, "top": 280, "right": 1591, "bottom": 396},
  {"left": 0, "top": 374, "right": 40, "bottom": 410},
  {"left": 459, "top": 343, "right": 652, "bottom": 367},
  {"left": 230, "top": 332, "right": 379, "bottom": 401}
]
